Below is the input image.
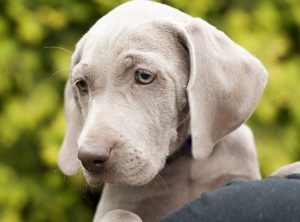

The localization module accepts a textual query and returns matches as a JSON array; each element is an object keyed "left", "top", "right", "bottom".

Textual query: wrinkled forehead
[
  {"left": 90, "top": 26, "right": 172, "bottom": 57},
  {"left": 72, "top": 27, "right": 174, "bottom": 80}
]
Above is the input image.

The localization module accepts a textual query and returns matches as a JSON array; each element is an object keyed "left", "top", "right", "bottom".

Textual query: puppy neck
[{"left": 166, "top": 135, "right": 191, "bottom": 165}]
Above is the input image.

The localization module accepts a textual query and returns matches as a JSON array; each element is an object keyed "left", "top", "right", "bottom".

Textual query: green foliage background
[{"left": 1, "top": 0, "right": 300, "bottom": 221}]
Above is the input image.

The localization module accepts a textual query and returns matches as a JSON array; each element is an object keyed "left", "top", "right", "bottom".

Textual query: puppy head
[{"left": 58, "top": 1, "right": 267, "bottom": 187}]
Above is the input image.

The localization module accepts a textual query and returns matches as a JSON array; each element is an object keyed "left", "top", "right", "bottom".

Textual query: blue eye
[{"left": 135, "top": 69, "right": 156, "bottom": 84}]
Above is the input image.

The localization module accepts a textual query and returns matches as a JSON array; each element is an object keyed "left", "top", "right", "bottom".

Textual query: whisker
[
  {"left": 44, "top": 46, "right": 72, "bottom": 55},
  {"left": 116, "top": 169, "right": 119, "bottom": 183},
  {"left": 50, "top": 67, "right": 70, "bottom": 78},
  {"left": 155, "top": 174, "right": 170, "bottom": 193},
  {"left": 44, "top": 46, "right": 72, "bottom": 78},
  {"left": 176, "top": 113, "right": 190, "bottom": 129}
]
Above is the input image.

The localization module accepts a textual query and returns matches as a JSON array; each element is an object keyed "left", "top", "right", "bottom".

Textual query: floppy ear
[
  {"left": 58, "top": 80, "right": 82, "bottom": 175},
  {"left": 179, "top": 18, "right": 268, "bottom": 160}
]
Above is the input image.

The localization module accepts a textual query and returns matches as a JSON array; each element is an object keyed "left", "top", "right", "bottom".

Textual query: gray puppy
[{"left": 58, "top": 1, "right": 268, "bottom": 221}]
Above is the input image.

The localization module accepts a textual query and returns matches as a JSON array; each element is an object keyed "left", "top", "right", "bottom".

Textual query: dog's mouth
[{"left": 81, "top": 157, "right": 160, "bottom": 187}]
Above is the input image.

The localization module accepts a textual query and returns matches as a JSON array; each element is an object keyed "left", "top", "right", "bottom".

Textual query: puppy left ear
[
  {"left": 177, "top": 18, "right": 268, "bottom": 160},
  {"left": 58, "top": 36, "right": 86, "bottom": 175},
  {"left": 58, "top": 80, "right": 82, "bottom": 175}
]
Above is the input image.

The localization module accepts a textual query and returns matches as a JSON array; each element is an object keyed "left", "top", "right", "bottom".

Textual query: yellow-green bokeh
[{"left": 1, "top": 0, "right": 300, "bottom": 221}]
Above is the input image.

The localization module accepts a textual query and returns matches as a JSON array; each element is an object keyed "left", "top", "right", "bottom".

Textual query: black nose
[{"left": 78, "top": 146, "right": 110, "bottom": 173}]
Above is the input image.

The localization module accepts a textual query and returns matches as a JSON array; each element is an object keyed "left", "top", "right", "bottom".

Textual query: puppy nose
[{"left": 78, "top": 146, "right": 111, "bottom": 173}]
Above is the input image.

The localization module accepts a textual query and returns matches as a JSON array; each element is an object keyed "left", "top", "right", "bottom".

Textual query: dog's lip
[
  {"left": 85, "top": 175, "right": 104, "bottom": 187},
  {"left": 82, "top": 159, "right": 159, "bottom": 186}
]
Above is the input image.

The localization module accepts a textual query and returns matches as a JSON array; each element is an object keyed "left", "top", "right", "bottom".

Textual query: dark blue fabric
[{"left": 161, "top": 174, "right": 300, "bottom": 222}]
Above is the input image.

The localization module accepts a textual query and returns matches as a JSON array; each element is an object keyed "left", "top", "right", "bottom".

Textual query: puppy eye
[
  {"left": 75, "top": 79, "right": 88, "bottom": 93},
  {"left": 135, "top": 69, "right": 156, "bottom": 85}
]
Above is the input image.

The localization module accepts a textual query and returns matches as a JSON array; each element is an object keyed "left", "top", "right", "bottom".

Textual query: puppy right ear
[
  {"left": 58, "top": 80, "right": 82, "bottom": 175},
  {"left": 174, "top": 19, "right": 267, "bottom": 160}
]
